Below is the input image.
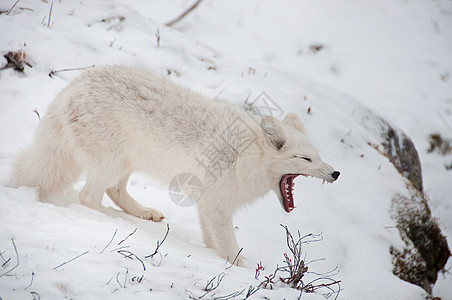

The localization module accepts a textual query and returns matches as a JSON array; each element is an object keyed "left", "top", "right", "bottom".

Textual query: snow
[{"left": 1, "top": 0, "right": 451, "bottom": 299}]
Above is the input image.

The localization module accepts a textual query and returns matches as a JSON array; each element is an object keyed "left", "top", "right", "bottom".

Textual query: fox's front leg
[
  {"left": 198, "top": 201, "right": 244, "bottom": 266},
  {"left": 214, "top": 215, "right": 244, "bottom": 267}
]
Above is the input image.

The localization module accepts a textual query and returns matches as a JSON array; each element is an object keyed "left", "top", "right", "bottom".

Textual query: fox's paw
[{"left": 139, "top": 208, "right": 165, "bottom": 222}]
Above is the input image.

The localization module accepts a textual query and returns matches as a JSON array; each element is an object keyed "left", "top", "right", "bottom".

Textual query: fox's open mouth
[
  {"left": 280, "top": 174, "right": 337, "bottom": 213},
  {"left": 280, "top": 174, "right": 300, "bottom": 213}
]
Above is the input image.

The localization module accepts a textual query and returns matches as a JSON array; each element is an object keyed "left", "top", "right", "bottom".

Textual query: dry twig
[
  {"left": 115, "top": 271, "right": 123, "bottom": 288},
  {"left": 30, "top": 291, "right": 40, "bottom": 300},
  {"left": 1, "top": 257, "right": 11, "bottom": 268},
  {"left": 255, "top": 261, "right": 265, "bottom": 279},
  {"left": 0, "top": 239, "right": 19, "bottom": 277},
  {"left": 188, "top": 272, "right": 259, "bottom": 300},
  {"left": 165, "top": 0, "right": 204, "bottom": 27},
  {"left": 118, "top": 228, "right": 137, "bottom": 245},
  {"left": 225, "top": 248, "right": 243, "bottom": 269},
  {"left": 41, "top": 0, "right": 54, "bottom": 28},
  {"left": 33, "top": 108, "right": 40, "bottom": 120},
  {"left": 0, "top": 0, "right": 19, "bottom": 15},
  {"left": 48, "top": 65, "right": 95, "bottom": 78},
  {"left": 117, "top": 249, "right": 146, "bottom": 271},
  {"left": 203, "top": 272, "right": 226, "bottom": 293},
  {"left": 145, "top": 223, "right": 170, "bottom": 259},
  {"left": 101, "top": 228, "right": 117, "bottom": 254},
  {"left": 47, "top": 1, "right": 53, "bottom": 28},
  {"left": 53, "top": 250, "right": 89, "bottom": 270},
  {"left": 259, "top": 225, "right": 341, "bottom": 299},
  {"left": 24, "top": 271, "right": 35, "bottom": 290}
]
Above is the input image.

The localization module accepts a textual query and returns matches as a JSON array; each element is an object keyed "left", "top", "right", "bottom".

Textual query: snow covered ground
[{"left": 1, "top": 0, "right": 451, "bottom": 299}]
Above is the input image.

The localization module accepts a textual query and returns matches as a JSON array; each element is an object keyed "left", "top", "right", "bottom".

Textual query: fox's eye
[{"left": 294, "top": 155, "right": 312, "bottom": 162}]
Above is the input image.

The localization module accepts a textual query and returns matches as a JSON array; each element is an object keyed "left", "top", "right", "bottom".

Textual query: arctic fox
[{"left": 12, "top": 65, "right": 339, "bottom": 265}]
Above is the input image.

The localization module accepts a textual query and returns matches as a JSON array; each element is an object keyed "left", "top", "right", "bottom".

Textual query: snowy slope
[
  {"left": 164, "top": 0, "right": 452, "bottom": 246},
  {"left": 0, "top": 1, "right": 451, "bottom": 299}
]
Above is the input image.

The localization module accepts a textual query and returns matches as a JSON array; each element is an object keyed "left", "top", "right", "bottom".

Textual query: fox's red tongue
[{"left": 280, "top": 174, "right": 300, "bottom": 212}]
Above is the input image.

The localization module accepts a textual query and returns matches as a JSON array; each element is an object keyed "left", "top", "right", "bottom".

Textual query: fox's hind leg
[
  {"left": 79, "top": 167, "right": 114, "bottom": 212},
  {"left": 107, "top": 175, "right": 164, "bottom": 222}
]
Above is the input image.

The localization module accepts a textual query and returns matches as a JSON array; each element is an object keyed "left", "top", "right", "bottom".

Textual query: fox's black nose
[{"left": 332, "top": 171, "right": 340, "bottom": 180}]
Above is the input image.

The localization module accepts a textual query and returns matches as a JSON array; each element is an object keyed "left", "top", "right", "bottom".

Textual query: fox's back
[
  {"left": 48, "top": 65, "right": 257, "bottom": 181},
  {"left": 56, "top": 66, "right": 234, "bottom": 145}
]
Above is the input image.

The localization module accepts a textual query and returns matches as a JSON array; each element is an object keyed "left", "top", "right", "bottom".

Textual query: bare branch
[
  {"left": 33, "top": 108, "right": 41, "bottom": 120},
  {"left": 117, "top": 249, "right": 146, "bottom": 271},
  {"left": 30, "top": 291, "right": 40, "bottom": 300},
  {"left": 0, "top": 239, "right": 19, "bottom": 277},
  {"left": 204, "top": 272, "right": 226, "bottom": 292},
  {"left": 117, "top": 228, "right": 137, "bottom": 245},
  {"left": 101, "top": 228, "right": 117, "bottom": 254},
  {"left": 244, "top": 285, "right": 259, "bottom": 299},
  {"left": 48, "top": 65, "right": 95, "bottom": 78},
  {"left": 213, "top": 289, "right": 244, "bottom": 299},
  {"left": 0, "top": 0, "right": 19, "bottom": 15},
  {"left": 198, "top": 272, "right": 226, "bottom": 299},
  {"left": 191, "top": 272, "right": 259, "bottom": 300},
  {"left": 225, "top": 248, "right": 243, "bottom": 269},
  {"left": 165, "top": 0, "right": 204, "bottom": 27},
  {"left": 258, "top": 266, "right": 279, "bottom": 289},
  {"left": 123, "top": 268, "right": 128, "bottom": 288},
  {"left": 24, "top": 271, "right": 35, "bottom": 290},
  {"left": 47, "top": 1, "right": 53, "bottom": 28},
  {"left": 109, "top": 245, "right": 130, "bottom": 252},
  {"left": 254, "top": 261, "right": 265, "bottom": 279},
  {"left": 1, "top": 257, "right": 11, "bottom": 268},
  {"left": 259, "top": 225, "right": 341, "bottom": 299},
  {"left": 53, "top": 250, "right": 89, "bottom": 270},
  {"left": 111, "top": 269, "right": 131, "bottom": 290},
  {"left": 115, "top": 271, "right": 123, "bottom": 288},
  {"left": 145, "top": 223, "right": 170, "bottom": 259},
  {"left": 131, "top": 274, "right": 144, "bottom": 283}
]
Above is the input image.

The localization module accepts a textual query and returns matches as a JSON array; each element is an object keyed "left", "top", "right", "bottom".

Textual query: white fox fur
[{"left": 12, "top": 65, "right": 339, "bottom": 265}]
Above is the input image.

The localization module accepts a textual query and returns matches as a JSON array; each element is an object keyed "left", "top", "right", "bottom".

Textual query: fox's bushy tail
[{"left": 11, "top": 114, "right": 80, "bottom": 196}]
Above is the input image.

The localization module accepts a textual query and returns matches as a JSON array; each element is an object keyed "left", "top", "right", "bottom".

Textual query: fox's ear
[
  {"left": 283, "top": 113, "right": 306, "bottom": 133},
  {"left": 261, "top": 116, "right": 286, "bottom": 151}
]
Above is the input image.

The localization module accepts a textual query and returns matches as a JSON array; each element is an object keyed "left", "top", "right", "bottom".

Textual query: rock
[
  {"left": 356, "top": 107, "right": 450, "bottom": 294},
  {"left": 372, "top": 115, "right": 450, "bottom": 294},
  {"left": 381, "top": 126, "right": 423, "bottom": 193},
  {"left": 391, "top": 191, "right": 451, "bottom": 294},
  {"left": 356, "top": 108, "right": 423, "bottom": 192}
]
